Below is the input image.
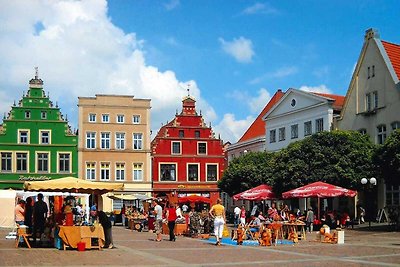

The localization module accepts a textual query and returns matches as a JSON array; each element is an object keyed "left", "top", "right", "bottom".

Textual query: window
[
  {"left": 19, "top": 130, "right": 29, "bottom": 144},
  {"left": 195, "top": 130, "right": 200, "bottom": 138},
  {"left": 188, "top": 164, "right": 199, "bottom": 181},
  {"left": 172, "top": 141, "right": 181, "bottom": 154},
  {"left": 377, "top": 125, "right": 387, "bottom": 144},
  {"left": 160, "top": 164, "right": 176, "bottom": 181},
  {"left": 270, "top": 129, "right": 276, "bottom": 143},
  {"left": 115, "top": 133, "right": 125, "bottom": 150},
  {"left": 133, "top": 163, "right": 143, "bottom": 181},
  {"left": 179, "top": 130, "right": 184, "bottom": 137},
  {"left": 132, "top": 115, "right": 140, "bottom": 124},
  {"left": 291, "top": 99, "right": 296, "bottom": 107},
  {"left": 291, "top": 124, "right": 298, "bottom": 139},
  {"left": 25, "top": 111, "right": 31, "bottom": 119},
  {"left": 101, "top": 132, "right": 110, "bottom": 149},
  {"left": 1, "top": 152, "right": 12, "bottom": 172},
  {"left": 278, "top": 127, "right": 285, "bottom": 141},
  {"left": 115, "top": 163, "right": 125, "bottom": 181},
  {"left": 59, "top": 153, "right": 70, "bottom": 172},
  {"left": 373, "top": 91, "right": 378, "bottom": 109},
  {"left": 207, "top": 164, "right": 218, "bottom": 181},
  {"left": 367, "top": 66, "right": 370, "bottom": 79},
  {"left": 198, "top": 142, "right": 207, "bottom": 155},
  {"left": 358, "top": 128, "right": 367, "bottom": 135},
  {"left": 86, "top": 132, "right": 96, "bottom": 149},
  {"left": 100, "top": 162, "right": 110, "bottom": 180},
  {"left": 315, "top": 118, "right": 324, "bottom": 133},
  {"left": 391, "top": 121, "right": 400, "bottom": 130},
  {"left": 86, "top": 162, "right": 96, "bottom": 180},
  {"left": 366, "top": 93, "right": 372, "bottom": 111},
  {"left": 89, "top": 114, "right": 96, "bottom": 122},
  {"left": 102, "top": 114, "right": 109, "bottom": 123},
  {"left": 37, "top": 153, "right": 49, "bottom": 172},
  {"left": 16, "top": 152, "right": 27, "bottom": 172},
  {"left": 40, "top": 130, "right": 50, "bottom": 144},
  {"left": 386, "top": 185, "right": 400, "bottom": 206},
  {"left": 41, "top": 111, "right": 47, "bottom": 119},
  {"left": 304, "top": 121, "right": 312, "bottom": 136},
  {"left": 133, "top": 133, "right": 143, "bottom": 150},
  {"left": 117, "top": 114, "right": 124, "bottom": 123},
  {"left": 372, "top": 65, "right": 375, "bottom": 77}
]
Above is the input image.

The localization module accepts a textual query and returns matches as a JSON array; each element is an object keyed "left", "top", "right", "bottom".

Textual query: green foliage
[{"left": 374, "top": 129, "right": 400, "bottom": 185}]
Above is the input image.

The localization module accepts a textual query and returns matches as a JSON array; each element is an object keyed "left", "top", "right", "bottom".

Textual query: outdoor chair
[{"left": 15, "top": 225, "right": 32, "bottom": 249}]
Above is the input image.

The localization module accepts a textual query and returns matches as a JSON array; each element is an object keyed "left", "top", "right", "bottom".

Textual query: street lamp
[{"left": 360, "top": 177, "right": 377, "bottom": 228}]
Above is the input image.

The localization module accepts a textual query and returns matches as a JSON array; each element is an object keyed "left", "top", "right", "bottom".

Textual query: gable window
[
  {"left": 368, "top": 66, "right": 370, "bottom": 79},
  {"left": 172, "top": 141, "right": 181, "bottom": 154},
  {"left": 377, "top": 125, "right": 387, "bottom": 144},
  {"left": 179, "top": 130, "right": 184, "bottom": 137},
  {"left": 117, "top": 114, "right": 124, "bottom": 123},
  {"left": 195, "top": 130, "right": 200, "bottom": 138},
  {"left": 37, "top": 152, "right": 49, "bottom": 173},
  {"left": 102, "top": 114, "right": 109, "bottom": 123},
  {"left": 1, "top": 152, "right": 12, "bottom": 172},
  {"left": 58, "top": 153, "right": 70, "bottom": 173},
  {"left": 291, "top": 124, "right": 298, "bottom": 139},
  {"left": 304, "top": 121, "right": 312, "bottom": 136},
  {"left": 89, "top": 114, "right": 96, "bottom": 122},
  {"left": 115, "top": 163, "right": 125, "bottom": 181},
  {"left": 100, "top": 162, "right": 110, "bottom": 180},
  {"left": 133, "top": 133, "right": 143, "bottom": 150},
  {"left": 101, "top": 132, "right": 110, "bottom": 149},
  {"left": 358, "top": 128, "right": 367, "bottom": 135},
  {"left": 25, "top": 111, "right": 31, "bottom": 119},
  {"left": 207, "top": 164, "right": 218, "bottom": 181},
  {"left": 40, "top": 130, "right": 50, "bottom": 144},
  {"left": 86, "top": 132, "right": 96, "bottom": 149},
  {"left": 372, "top": 65, "right": 375, "bottom": 77},
  {"left": 187, "top": 164, "right": 199, "bottom": 182},
  {"left": 278, "top": 127, "right": 285, "bottom": 141},
  {"left": 366, "top": 93, "right": 372, "bottom": 111},
  {"left": 86, "top": 162, "right": 96, "bottom": 180},
  {"left": 373, "top": 91, "right": 378, "bottom": 109},
  {"left": 270, "top": 129, "right": 276, "bottom": 143},
  {"left": 41, "top": 111, "right": 47, "bottom": 119},
  {"left": 391, "top": 121, "right": 400, "bottom": 130},
  {"left": 132, "top": 115, "right": 140, "bottom": 124},
  {"left": 315, "top": 118, "right": 324, "bottom": 133},
  {"left": 133, "top": 163, "right": 143, "bottom": 181},
  {"left": 160, "top": 163, "right": 176, "bottom": 181},
  {"left": 198, "top": 142, "right": 207, "bottom": 155},
  {"left": 115, "top": 132, "right": 125, "bottom": 150}
]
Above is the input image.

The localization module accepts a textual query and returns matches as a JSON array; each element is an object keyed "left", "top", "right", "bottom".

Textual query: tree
[
  {"left": 271, "top": 130, "right": 376, "bottom": 195},
  {"left": 218, "top": 151, "right": 275, "bottom": 196},
  {"left": 374, "top": 129, "right": 400, "bottom": 185}
]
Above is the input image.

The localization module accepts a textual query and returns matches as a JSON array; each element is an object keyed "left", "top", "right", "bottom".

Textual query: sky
[{"left": 0, "top": 0, "right": 399, "bottom": 143}]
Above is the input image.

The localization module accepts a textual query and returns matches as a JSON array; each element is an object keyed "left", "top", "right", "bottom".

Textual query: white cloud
[
  {"left": 312, "top": 66, "right": 330, "bottom": 78},
  {"left": 219, "top": 37, "right": 255, "bottom": 63},
  {"left": 164, "top": 0, "right": 180, "bottom": 11},
  {"left": 250, "top": 66, "right": 298, "bottom": 84},
  {"left": 213, "top": 113, "right": 254, "bottom": 143},
  {"left": 242, "top": 2, "right": 278, "bottom": 15},
  {"left": 249, "top": 88, "right": 272, "bottom": 113},
  {"left": 0, "top": 0, "right": 216, "bottom": 135},
  {"left": 298, "top": 85, "right": 333, "bottom": 94}
]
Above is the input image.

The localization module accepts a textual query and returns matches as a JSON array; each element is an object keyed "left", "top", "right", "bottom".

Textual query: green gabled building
[{"left": 0, "top": 71, "right": 78, "bottom": 189}]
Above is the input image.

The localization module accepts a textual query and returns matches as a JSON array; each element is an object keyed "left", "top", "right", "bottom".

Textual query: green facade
[{"left": 0, "top": 74, "right": 78, "bottom": 189}]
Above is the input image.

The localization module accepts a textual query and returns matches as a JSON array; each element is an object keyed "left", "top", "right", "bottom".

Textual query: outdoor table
[
  {"left": 162, "top": 223, "right": 188, "bottom": 235},
  {"left": 282, "top": 221, "right": 306, "bottom": 240},
  {"left": 58, "top": 225, "right": 105, "bottom": 250}
]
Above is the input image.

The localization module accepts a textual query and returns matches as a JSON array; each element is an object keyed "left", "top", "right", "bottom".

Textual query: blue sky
[{"left": 0, "top": 1, "right": 399, "bottom": 143}]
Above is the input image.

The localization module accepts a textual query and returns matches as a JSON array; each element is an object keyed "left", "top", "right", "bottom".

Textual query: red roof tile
[
  {"left": 382, "top": 40, "right": 400, "bottom": 80},
  {"left": 313, "top": 93, "right": 345, "bottom": 111},
  {"left": 238, "top": 89, "right": 285, "bottom": 143}
]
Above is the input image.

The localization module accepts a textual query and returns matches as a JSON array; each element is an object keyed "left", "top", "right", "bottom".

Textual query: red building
[{"left": 151, "top": 95, "right": 225, "bottom": 204}]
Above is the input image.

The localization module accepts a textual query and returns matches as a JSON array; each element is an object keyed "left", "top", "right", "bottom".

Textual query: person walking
[
  {"left": 209, "top": 198, "right": 226, "bottom": 246},
  {"left": 233, "top": 206, "right": 241, "bottom": 228},
  {"left": 121, "top": 204, "right": 126, "bottom": 227},
  {"left": 33, "top": 193, "right": 48, "bottom": 244},
  {"left": 152, "top": 199, "right": 163, "bottom": 242},
  {"left": 306, "top": 207, "right": 314, "bottom": 233},
  {"left": 166, "top": 202, "right": 177, "bottom": 241}
]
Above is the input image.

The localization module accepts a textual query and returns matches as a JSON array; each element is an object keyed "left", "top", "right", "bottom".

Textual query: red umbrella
[
  {"left": 281, "top": 181, "right": 357, "bottom": 199},
  {"left": 178, "top": 195, "right": 212, "bottom": 204},
  {"left": 233, "top": 184, "right": 276, "bottom": 201}
]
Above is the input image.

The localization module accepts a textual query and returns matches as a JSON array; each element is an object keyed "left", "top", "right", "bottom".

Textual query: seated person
[
  {"left": 258, "top": 211, "right": 267, "bottom": 222},
  {"left": 248, "top": 214, "right": 262, "bottom": 235}
]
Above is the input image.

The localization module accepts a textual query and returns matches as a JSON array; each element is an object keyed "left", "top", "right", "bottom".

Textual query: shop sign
[{"left": 18, "top": 175, "right": 51, "bottom": 181}]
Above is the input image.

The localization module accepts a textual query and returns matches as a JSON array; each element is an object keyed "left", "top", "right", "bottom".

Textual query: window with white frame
[
  {"left": 58, "top": 153, "right": 70, "bottom": 172},
  {"left": 115, "top": 163, "right": 125, "bottom": 181},
  {"left": 1, "top": 152, "right": 12, "bottom": 172},
  {"left": 366, "top": 93, "right": 372, "bottom": 111},
  {"left": 373, "top": 91, "right": 378, "bottom": 109},
  {"left": 86, "top": 162, "right": 96, "bottom": 180},
  {"left": 25, "top": 110, "right": 31, "bottom": 119},
  {"left": 40, "top": 130, "right": 50, "bottom": 144},
  {"left": 133, "top": 133, "right": 143, "bottom": 150},
  {"left": 115, "top": 132, "right": 125, "bottom": 150},
  {"left": 187, "top": 164, "right": 199, "bottom": 181},
  {"left": 304, "top": 121, "right": 312, "bottom": 136},
  {"left": 102, "top": 114, "right": 109, "bottom": 123},
  {"left": 37, "top": 152, "right": 49, "bottom": 172},
  {"left": 100, "top": 162, "right": 110, "bottom": 180},
  {"left": 16, "top": 152, "right": 27, "bottom": 172},
  {"left": 117, "top": 114, "right": 124, "bottom": 123},
  {"left": 133, "top": 163, "right": 143, "bottom": 181},
  {"left": 198, "top": 142, "right": 207, "bottom": 155},
  {"left": 41, "top": 111, "right": 47, "bottom": 119},
  {"left": 86, "top": 132, "right": 96, "bottom": 149},
  {"left": 391, "top": 121, "right": 400, "bottom": 130},
  {"left": 172, "top": 141, "right": 181, "bottom": 154},
  {"left": 89, "top": 113, "right": 96, "bottom": 122},
  {"left": 19, "top": 130, "right": 29, "bottom": 144},
  {"left": 377, "top": 125, "right": 387, "bottom": 144},
  {"left": 291, "top": 124, "right": 298, "bottom": 139},
  {"left": 270, "top": 129, "right": 276, "bottom": 143},
  {"left": 206, "top": 164, "right": 218, "bottom": 181},
  {"left": 132, "top": 115, "right": 140, "bottom": 124},
  {"left": 160, "top": 163, "right": 176, "bottom": 181},
  {"left": 278, "top": 127, "right": 285, "bottom": 141},
  {"left": 315, "top": 118, "right": 324, "bottom": 133},
  {"left": 101, "top": 132, "right": 110, "bottom": 149}
]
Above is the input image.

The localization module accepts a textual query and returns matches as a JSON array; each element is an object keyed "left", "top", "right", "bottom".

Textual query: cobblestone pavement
[{"left": 1, "top": 224, "right": 400, "bottom": 267}]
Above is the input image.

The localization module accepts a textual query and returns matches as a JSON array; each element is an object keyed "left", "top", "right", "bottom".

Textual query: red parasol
[
  {"left": 178, "top": 195, "right": 212, "bottom": 204},
  {"left": 233, "top": 184, "right": 276, "bottom": 201},
  {"left": 281, "top": 181, "right": 357, "bottom": 199}
]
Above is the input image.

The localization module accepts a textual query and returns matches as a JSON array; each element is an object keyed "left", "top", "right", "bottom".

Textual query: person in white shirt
[
  {"left": 234, "top": 206, "right": 241, "bottom": 228},
  {"left": 152, "top": 199, "right": 163, "bottom": 242}
]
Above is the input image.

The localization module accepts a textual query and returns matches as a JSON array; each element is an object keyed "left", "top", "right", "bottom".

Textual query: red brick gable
[
  {"left": 382, "top": 40, "right": 400, "bottom": 80},
  {"left": 312, "top": 93, "right": 345, "bottom": 111},
  {"left": 238, "top": 89, "right": 285, "bottom": 143}
]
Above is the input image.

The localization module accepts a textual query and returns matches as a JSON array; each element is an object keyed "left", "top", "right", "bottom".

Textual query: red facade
[{"left": 151, "top": 96, "right": 225, "bottom": 205}]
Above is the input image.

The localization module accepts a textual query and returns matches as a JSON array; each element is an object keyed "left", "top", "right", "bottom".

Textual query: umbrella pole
[{"left": 318, "top": 197, "right": 320, "bottom": 220}]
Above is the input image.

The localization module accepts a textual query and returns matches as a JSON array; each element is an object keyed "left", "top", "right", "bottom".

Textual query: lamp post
[{"left": 360, "top": 177, "right": 377, "bottom": 228}]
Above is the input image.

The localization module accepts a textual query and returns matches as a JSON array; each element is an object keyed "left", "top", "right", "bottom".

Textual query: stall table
[
  {"left": 58, "top": 225, "right": 105, "bottom": 250},
  {"left": 162, "top": 223, "right": 187, "bottom": 236}
]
